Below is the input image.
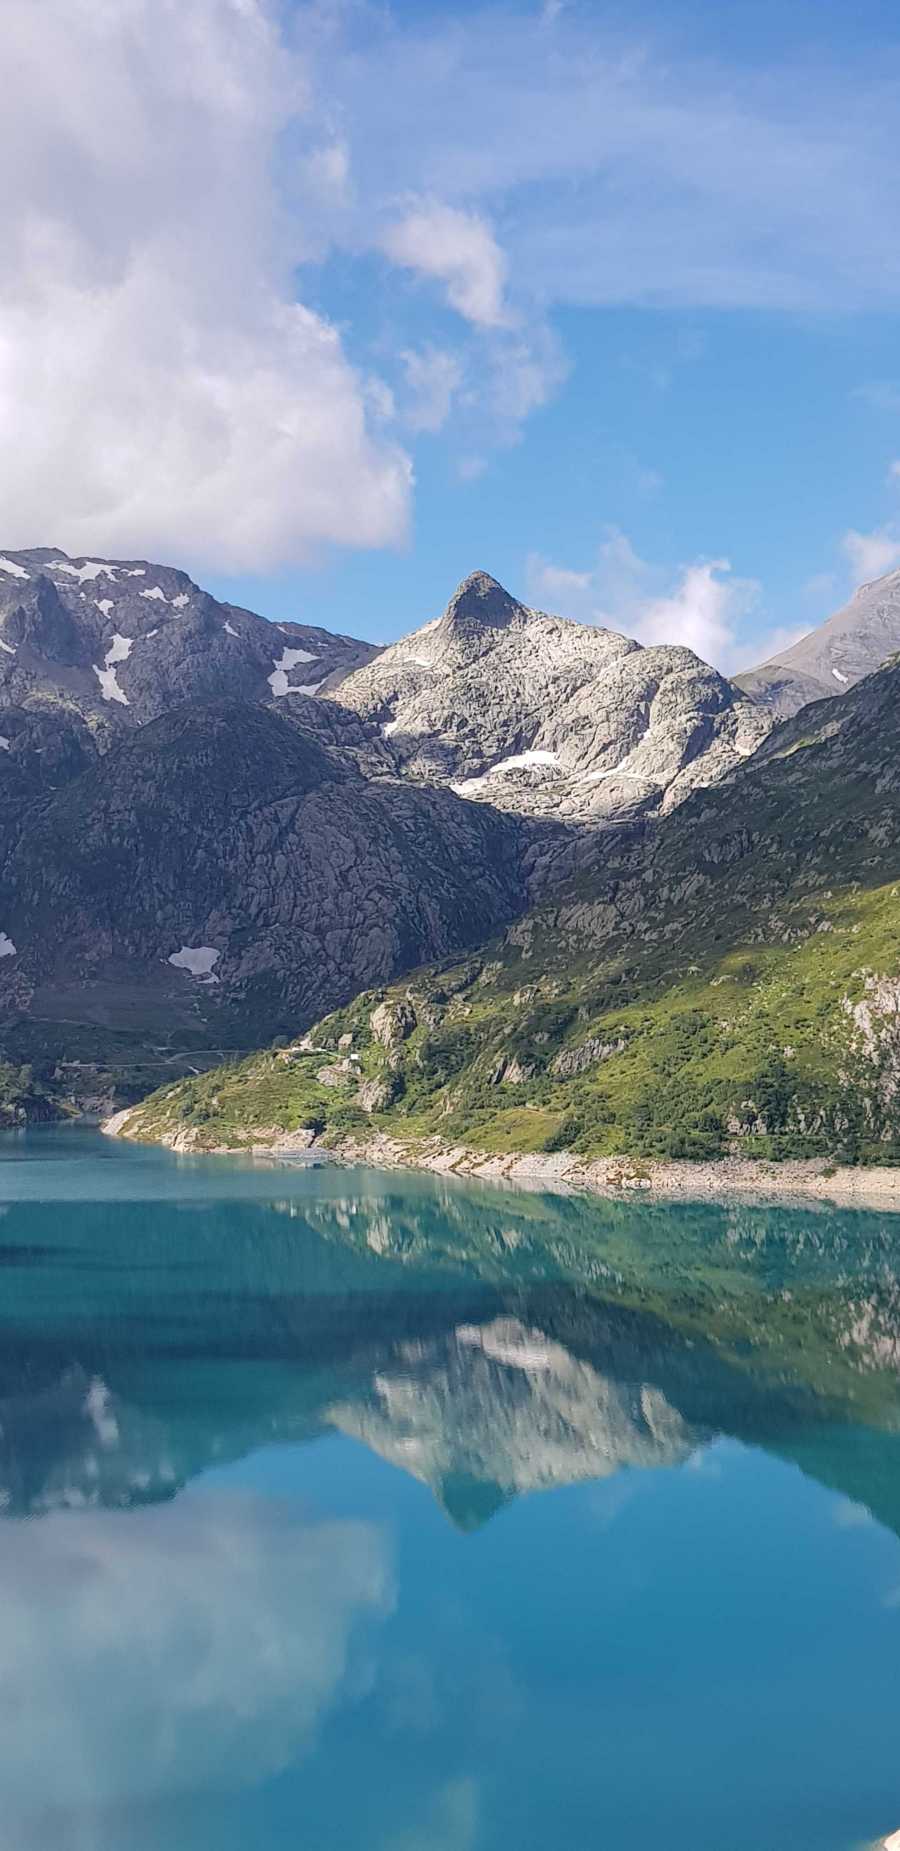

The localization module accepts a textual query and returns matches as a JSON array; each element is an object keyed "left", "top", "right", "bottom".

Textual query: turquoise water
[{"left": 1, "top": 1127, "right": 899, "bottom": 1850}]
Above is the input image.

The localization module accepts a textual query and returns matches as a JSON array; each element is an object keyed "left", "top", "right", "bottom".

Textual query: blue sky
[{"left": 7, "top": 0, "right": 900, "bottom": 669}]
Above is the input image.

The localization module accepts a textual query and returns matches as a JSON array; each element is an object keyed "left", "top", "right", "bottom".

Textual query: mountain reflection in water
[
  {"left": 1, "top": 1130, "right": 900, "bottom": 1851},
  {"left": 2, "top": 1137, "right": 900, "bottom": 1531}
]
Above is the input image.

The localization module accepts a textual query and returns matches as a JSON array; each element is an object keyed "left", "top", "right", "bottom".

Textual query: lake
[{"left": 0, "top": 1125, "right": 898, "bottom": 1851}]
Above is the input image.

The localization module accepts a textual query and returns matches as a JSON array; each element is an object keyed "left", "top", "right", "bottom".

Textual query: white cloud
[
  {"left": 381, "top": 202, "right": 510, "bottom": 329},
  {"left": 399, "top": 346, "right": 464, "bottom": 433},
  {"left": 634, "top": 559, "right": 758, "bottom": 663},
  {"left": 842, "top": 526, "right": 900, "bottom": 582},
  {"left": 889, "top": 460, "right": 900, "bottom": 482},
  {"left": 0, "top": 1489, "right": 390, "bottom": 1835},
  {"left": 526, "top": 530, "right": 762, "bottom": 671},
  {"left": 300, "top": 9, "right": 900, "bottom": 318},
  {"left": 0, "top": 0, "right": 411, "bottom": 570}
]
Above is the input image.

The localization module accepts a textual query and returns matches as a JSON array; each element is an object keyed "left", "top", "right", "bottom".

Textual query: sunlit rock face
[
  {"left": 333, "top": 571, "right": 769, "bottom": 824},
  {"left": 327, "top": 1316, "right": 699, "bottom": 1527}
]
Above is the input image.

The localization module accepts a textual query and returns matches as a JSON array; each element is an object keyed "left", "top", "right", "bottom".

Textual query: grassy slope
[{"left": 119, "top": 661, "right": 900, "bottom": 1164}]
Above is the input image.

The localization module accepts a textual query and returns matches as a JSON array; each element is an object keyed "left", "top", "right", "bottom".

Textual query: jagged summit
[
  {"left": 331, "top": 567, "right": 768, "bottom": 818},
  {"left": 440, "top": 569, "right": 521, "bottom": 633}
]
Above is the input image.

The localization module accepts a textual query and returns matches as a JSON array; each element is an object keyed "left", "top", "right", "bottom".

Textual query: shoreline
[{"left": 102, "top": 1112, "right": 900, "bottom": 1210}]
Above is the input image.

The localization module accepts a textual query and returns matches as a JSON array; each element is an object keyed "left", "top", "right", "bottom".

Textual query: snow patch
[
  {"left": 168, "top": 945, "right": 220, "bottom": 981},
  {"left": 140, "top": 586, "right": 168, "bottom": 603},
  {"left": 54, "top": 560, "right": 116, "bottom": 582},
  {"left": 93, "top": 665, "right": 128, "bottom": 706},
  {"left": 832, "top": 667, "right": 849, "bottom": 684},
  {"left": 0, "top": 557, "right": 29, "bottom": 580},
  {"left": 171, "top": 593, "right": 189, "bottom": 609},
  {"left": 92, "top": 633, "right": 132, "bottom": 706},
  {"left": 0, "top": 737, "right": 9, "bottom": 752},
  {"left": 96, "top": 599, "right": 114, "bottom": 615},
  {"left": 146, "top": 628, "right": 158, "bottom": 638},
  {"left": 453, "top": 749, "right": 560, "bottom": 793},
  {"left": 269, "top": 647, "right": 317, "bottom": 696},
  {"left": 0, "top": 933, "right": 16, "bottom": 958},
  {"left": 490, "top": 749, "right": 559, "bottom": 774},
  {"left": 383, "top": 719, "right": 402, "bottom": 737},
  {"left": 0, "top": 637, "right": 15, "bottom": 655},
  {"left": 224, "top": 621, "right": 239, "bottom": 637},
  {"left": 124, "top": 568, "right": 146, "bottom": 577}
]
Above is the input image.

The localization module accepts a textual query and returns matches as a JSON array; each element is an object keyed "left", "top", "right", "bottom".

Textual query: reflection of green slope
[
  {"left": 2, "top": 1172, "right": 900, "bottom": 1533},
  {"left": 297, "top": 1179, "right": 900, "bottom": 1429},
  {"left": 777, "top": 1425, "right": 900, "bottom": 1541}
]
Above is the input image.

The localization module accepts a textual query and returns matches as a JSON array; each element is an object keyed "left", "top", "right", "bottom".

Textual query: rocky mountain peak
[
  {"left": 440, "top": 570, "right": 521, "bottom": 635},
  {"left": 333, "top": 568, "right": 771, "bottom": 819}
]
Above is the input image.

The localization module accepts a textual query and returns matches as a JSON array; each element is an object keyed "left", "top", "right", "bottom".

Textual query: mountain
[
  {"left": 331, "top": 570, "right": 770, "bottom": 821},
  {"left": 0, "top": 699, "right": 526, "bottom": 1106},
  {"left": 735, "top": 565, "right": 900, "bottom": 716},
  {"left": 121, "top": 648, "right": 900, "bottom": 1164},
  {"left": 0, "top": 554, "right": 786, "bottom": 1115},
  {"left": 0, "top": 546, "right": 377, "bottom": 738}
]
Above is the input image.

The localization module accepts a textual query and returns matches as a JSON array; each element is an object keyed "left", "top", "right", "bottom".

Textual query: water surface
[{"left": 1, "top": 1126, "right": 899, "bottom": 1850}]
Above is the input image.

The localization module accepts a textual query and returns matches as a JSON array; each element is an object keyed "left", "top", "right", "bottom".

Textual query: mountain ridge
[
  {"left": 115, "top": 645, "right": 900, "bottom": 1166},
  {"left": 735, "top": 566, "right": 900, "bottom": 716},
  {"left": 6, "top": 546, "right": 900, "bottom": 1126}
]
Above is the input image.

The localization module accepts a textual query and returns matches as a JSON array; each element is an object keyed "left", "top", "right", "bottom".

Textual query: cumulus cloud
[
  {"left": 633, "top": 560, "right": 756, "bottom": 663},
  {"left": 0, "top": 0, "right": 410, "bottom": 570},
  {"left": 842, "top": 526, "right": 900, "bottom": 582},
  {"left": 399, "top": 346, "right": 464, "bottom": 433},
  {"left": 0, "top": 1490, "right": 390, "bottom": 1840},
  {"left": 526, "top": 531, "right": 765, "bottom": 671},
  {"left": 382, "top": 202, "right": 510, "bottom": 329}
]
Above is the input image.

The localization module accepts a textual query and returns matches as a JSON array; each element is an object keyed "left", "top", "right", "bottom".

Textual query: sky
[{"left": 4, "top": 0, "right": 900, "bottom": 670}]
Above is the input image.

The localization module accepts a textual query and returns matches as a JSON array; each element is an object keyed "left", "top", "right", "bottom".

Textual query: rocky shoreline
[{"left": 102, "top": 1111, "right": 900, "bottom": 1210}]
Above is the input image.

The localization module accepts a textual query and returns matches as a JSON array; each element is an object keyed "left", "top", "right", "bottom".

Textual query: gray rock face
[
  {"left": 735, "top": 566, "right": 900, "bottom": 717},
  {"left": 0, "top": 700, "right": 526, "bottom": 1050},
  {"left": 331, "top": 571, "right": 769, "bottom": 821},
  {"left": 0, "top": 546, "right": 378, "bottom": 733}
]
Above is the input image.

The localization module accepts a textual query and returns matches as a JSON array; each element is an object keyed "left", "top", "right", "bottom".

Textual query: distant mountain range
[
  {"left": 735, "top": 566, "right": 900, "bottom": 715},
  {"left": 4, "top": 544, "right": 900, "bottom": 1123}
]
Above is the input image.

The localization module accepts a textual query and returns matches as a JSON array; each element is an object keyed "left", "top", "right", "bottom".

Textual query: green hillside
[{"left": 115, "top": 658, "right": 900, "bottom": 1166}]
